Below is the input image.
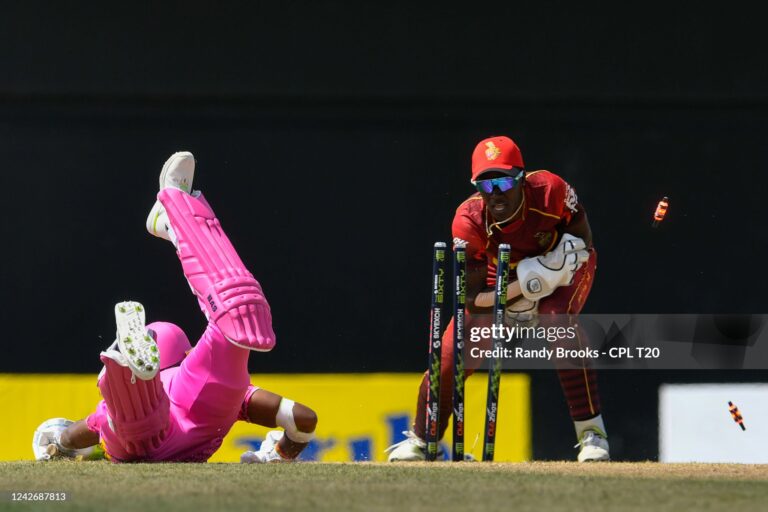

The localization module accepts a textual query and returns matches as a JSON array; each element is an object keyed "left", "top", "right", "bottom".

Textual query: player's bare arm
[
  {"left": 465, "top": 262, "right": 523, "bottom": 314},
  {"left": 241, "top": 389, "right": 318, "bottom": 460},
  {"left": 465, "top": 261, "right": 490, "bottom": 314},
  {"left": 563, "top": 204, "right": 593, "bottom": 249},
  {"left": 59, "top": 420, "right": 99, "bottom": 450}
]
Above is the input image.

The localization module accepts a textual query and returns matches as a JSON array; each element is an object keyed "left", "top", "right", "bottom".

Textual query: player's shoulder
[
  {"left": 525, "top": 170, "right": 570, "bottom": 217},
  {"left": 452, "top": 193, "right": 487, "bottom": 249},
  {"left": 525, "top": 169, "right": 567, "bottom": 190},
  {"left": 453, "top": 193, "right": 485, "bottom": 235},
  {"left": 455, "top": 193, "right": 485, "bottom": 218}
]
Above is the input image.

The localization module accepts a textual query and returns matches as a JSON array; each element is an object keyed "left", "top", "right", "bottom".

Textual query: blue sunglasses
[{"left": 473, "top": 170, "right": 524, "bottom": 194}]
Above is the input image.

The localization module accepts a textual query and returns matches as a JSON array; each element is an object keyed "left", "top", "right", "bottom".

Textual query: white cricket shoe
[
  {"left": 576, "top": 429, "right": 610, "bottom": 462},
  {"left": 100, "top": 301, "right": 159, "bottom": 381},
  {"left": 159, "top": 151, "right": 195, "bottom": 193},
  {"left": 385, "top": 431, "right": 429, "bottom": 462},
  {"left": 146, "top": 151, "right": 195, "bottom": 241},
  {"left": 32, "top": 418, "right": 93, "bottom": 461},
  {"left": 240, "top": 430, "right": 292, "bottom": 463}
]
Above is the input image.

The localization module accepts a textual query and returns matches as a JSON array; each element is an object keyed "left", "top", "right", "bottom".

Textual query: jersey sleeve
[
  {"left": 86, "top": 400, "right": 109, "bottom": 433},
  {"left": 452, "top": 208, "right": 487, "bottom": 265},
  {"left": 543, "top": 173, "right": 579, "bottom": 225},
  {"left": 237, "top": 384, "right": 260, "bottom": 422}
]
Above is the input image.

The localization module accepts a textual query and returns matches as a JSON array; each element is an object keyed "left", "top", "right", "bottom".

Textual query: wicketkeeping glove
[
  {"left": 516, "top": 233, "right": 589, "bottom": 301},
  {"left": 505, "top": 296, "right": 539, "bottom": 326}
]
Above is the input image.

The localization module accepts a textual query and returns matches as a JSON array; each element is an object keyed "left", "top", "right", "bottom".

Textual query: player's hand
[
  {"left": 516, "top": 234, "right": 588, "bottom": 301},
  {"left": 505, "top": 296, "right": 538, "bottom": 326}
]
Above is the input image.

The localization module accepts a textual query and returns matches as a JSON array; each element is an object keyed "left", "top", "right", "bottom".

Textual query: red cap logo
[
  {"left": 471, "top": 136, "right": 524, "bottom": 182},
  {"left": 485, "top": 141, "right": 502, "bottom": 161}
]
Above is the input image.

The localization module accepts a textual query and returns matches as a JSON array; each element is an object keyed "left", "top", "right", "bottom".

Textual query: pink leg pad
[
  {"left": 98, "top": 356, "right": 171, "bottom": 459},
  {"left": 158, "top": 188, "right": 276, "bottom": 351}
]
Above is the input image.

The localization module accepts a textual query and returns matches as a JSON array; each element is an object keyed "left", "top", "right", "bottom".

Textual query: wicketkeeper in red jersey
[{"left": 387, "top": 136, "right": 609, "bottom": 462}]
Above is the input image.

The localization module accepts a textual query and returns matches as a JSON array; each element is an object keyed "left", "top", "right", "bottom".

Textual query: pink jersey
[{"left": 87, "top": 323, "right": 258, "bottom": 462}]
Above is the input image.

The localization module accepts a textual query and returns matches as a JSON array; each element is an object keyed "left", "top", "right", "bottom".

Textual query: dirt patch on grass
[{"left": 353, "top": 461, "right": 768, "bottom": 480}]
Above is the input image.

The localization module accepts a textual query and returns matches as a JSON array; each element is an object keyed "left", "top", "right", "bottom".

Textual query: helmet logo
[{"left": 485, "top": 141, "right": 501, "bottom": 161}]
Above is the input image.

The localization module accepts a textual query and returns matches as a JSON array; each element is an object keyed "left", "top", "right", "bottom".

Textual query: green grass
[{"left": 2, "top": 461, "right": 768, "bottom": 512}]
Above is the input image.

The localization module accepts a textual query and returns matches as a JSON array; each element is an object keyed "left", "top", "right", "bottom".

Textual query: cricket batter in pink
[{"left": 32, "top": 152, "right": 317, "bottom": 463}]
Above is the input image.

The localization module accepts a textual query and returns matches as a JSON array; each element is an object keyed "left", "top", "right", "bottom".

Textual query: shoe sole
[
  {"left": 114, "top": 301, "right": 159, "bottom": 380},
  {"left": 159, "top": 151, "right": 194, "bottom": 193},
  {"left": 577, "top": 448, "right": 611, "bottom": 462}
]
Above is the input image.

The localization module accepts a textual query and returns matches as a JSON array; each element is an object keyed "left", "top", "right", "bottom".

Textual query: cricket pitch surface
[{"left": 2, "top": 461, "right": 767, "bottom": 511}]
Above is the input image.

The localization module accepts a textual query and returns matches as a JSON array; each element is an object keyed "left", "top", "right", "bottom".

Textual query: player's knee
[{"left": 293, "top": 403, "right": 317, "bottom": 433}]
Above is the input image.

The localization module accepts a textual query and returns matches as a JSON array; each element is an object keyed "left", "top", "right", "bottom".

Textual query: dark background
[{"left": 2, "top": 2, "right": 766, "bottom": 460}]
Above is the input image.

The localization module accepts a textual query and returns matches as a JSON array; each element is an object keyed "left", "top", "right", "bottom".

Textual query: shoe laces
[
  {"left": 574, "top": 429, "right": 607, "bottom": 449},
  {"left": 384, "top": 431, "right": 425, "bottom": 453}
]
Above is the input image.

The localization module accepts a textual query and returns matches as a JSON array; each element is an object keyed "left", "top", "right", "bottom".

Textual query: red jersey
[{"left": 452, "top": 170, "right": 582, "bottom": 286}]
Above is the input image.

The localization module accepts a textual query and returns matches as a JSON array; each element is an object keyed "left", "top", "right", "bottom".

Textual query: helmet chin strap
[{"left": 485, "top": 196, "right": 525, "bottom": 236}]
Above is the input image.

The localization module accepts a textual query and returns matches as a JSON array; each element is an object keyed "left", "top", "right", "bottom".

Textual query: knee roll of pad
[{"left": 276, "top": 398, "right": 315, "bottom": 444}]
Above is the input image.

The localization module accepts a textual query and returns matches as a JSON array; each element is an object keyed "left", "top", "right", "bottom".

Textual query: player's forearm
[
  {"left": 60, "top": 419, "right": 99, "bottom": 450},
  {"left": 468, "top": 280, "right": 522, "bottom": 313},
  {"left": 467, "top": 290, "right": 492, "bottom": 314},
  {"left": 565, "top": 207, "right": 593, "bottom": 248}
]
